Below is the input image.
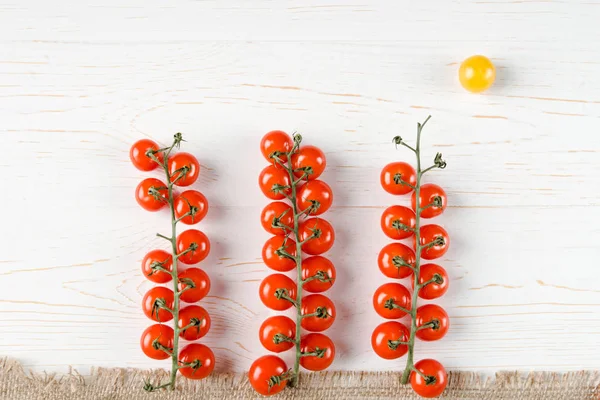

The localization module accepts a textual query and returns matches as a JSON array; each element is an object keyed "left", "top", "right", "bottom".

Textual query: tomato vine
[
  {"left": 374, "top": 116, "right": 450, "bottom": 398},
  {"left": 131, "top": 134, "right": 214, "bottom": 391},
  {"left": 251, "top": 131, "right": 336, "bottom": 396}
]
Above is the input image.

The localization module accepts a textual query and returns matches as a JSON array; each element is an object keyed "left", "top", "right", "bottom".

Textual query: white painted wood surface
[{"left": 1, "top": 1, "right": 599, "bottom": 376}]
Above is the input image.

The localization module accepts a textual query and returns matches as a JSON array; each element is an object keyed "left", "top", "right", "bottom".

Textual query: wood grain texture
[{"left": 0, "top": 0, "right": 599, "bottom": 376}]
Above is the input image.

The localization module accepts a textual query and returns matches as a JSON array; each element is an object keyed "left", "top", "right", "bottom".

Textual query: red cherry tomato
[
  {"left": 142, "top": 287, "right": 174, "bottom": 322},
  {"left": 373, "top": 283, "right": 411, "bottom": 319},
  {"left": 416, "top": 304, "right": 449, "bottom": 341},
  {"left": 130, "top": 139, "right": 161, "bottom": 171},
  {"left": 378, "top": 243, "right": 415, "bottom": 279},
  {"left": 176, "top": 229, "right": 210, "bottom": 264},
  {"left": 301, "top": 256, "right": 336, "bottom": 293},
  {"left": 414, "top": 263, "right": 449, "bottom": 299},
  {"left": 259, "top": 165, "right": 291, "bottom": 200},
  {"left": 262, "top": 236, "right": 297, "bottom": 272},
  {"left": 380, "top": 162, "right": 416, "bottom": 195},
  {"left": 261, "top": 130, "right": 293, "bottom": 162},
  {"left": 301, "top": 294, "right": 336, "bottom": 332},
  {"left": 174, "top": 190, "right": 208, "bottom": 225},
  {"left": 371, "top": 321, "right": 410, "bottom": 360},
  {"left": 381, "top": 205, "right": 416, "bottom": 240},
  {"left": 411, "top": 183, "right": 447, "bottom": 218},
  {"left": 140, "top": 324, "right": 174, "bottom": 360},
  {"left": 296, "top": 180, "right": 333, "bottom": 216},
  {"left": 259, "top": 274, "right": 297, "bottom": 311},
  {"left": 416, "top": 225, "right": 449, "bottom": 260},
  {"left": 141, "top": 249, "right": 172, "bottom": 283},
  {"left": 300, "top": 333, "right": 335, "bottom": 371},
  {"left": 135, "top": 178, "right": 168, "bottom": 212},
  {"left": 410, "top": 359, "right": 448, "bottom": 398},
  {"left": 259, "top": 315, "right": 296, "bottom": 353},
  {"left": 260, "top": 202, "right": 293, "bottom": 235},
  {"left": 178, "top": 343, "right": 215, "bottom": 380},
  {"left": 299, "top": 218, "right": 335, "bottom": 255},
  {"left": 248, "top": 355, "right": 288, "bottom": 396},
  {"left": 178, "top": 267, "right": 210, "bottom": 303},
  {"left": 178, "top": 305, "right": 211, "bottom": 340},
  {"left": 291, "top": 145, "right": 326, "bottom": 180},
  {"left": 168, "top": 152, "right": 200, "bottom": 187}
]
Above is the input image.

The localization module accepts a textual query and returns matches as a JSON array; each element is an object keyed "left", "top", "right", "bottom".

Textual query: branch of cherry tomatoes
[
  {"left": 373, "top": 116, "right": 451, "bottom": 398},
  {"left": 130, "top": 134, "right": 214, "bottom": 391},
  {"left": 250, "top": 131, "right": 337, "bottom": 396}
]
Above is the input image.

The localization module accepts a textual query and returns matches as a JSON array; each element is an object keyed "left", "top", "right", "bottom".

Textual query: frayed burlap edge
[{"left": 1, "top": 358, "right": 598, "bottom": 400}]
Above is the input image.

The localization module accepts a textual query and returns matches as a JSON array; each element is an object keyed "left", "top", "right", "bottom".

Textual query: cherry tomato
[
  {"left": 248, "top": 355, "right": 288, "bottom": 396},
  {"left": 381, "top": 205, "right": 416, "bottom": 240},
  {"left": 135, "top": 178, "right": 168, "bottom": 212},
  {"left": 416, "top": 304, "right": 449, "bottom": 341},
  {"left": 261, "top": 130, "right": 293, "bottom": 162},
  {"left": 167, "top": 152, "right": 200, "bottom": 187},
  {"left": 296, "top": 180, "right": 333, "bottom": 216},
  {"left": 378, "top": 243, "right": 415, "bottom": 279},
  {"left": 416, "top": 225, "right": 449, "bottom": 260},
  {"left": 301, "top": 294, "right": 335, "bottom": 332},
  {"left": 301, "top": 256, "right": 335, "bottom": 293},
  {"left": 178, "top": 343, "right": 215, "bottom": 380},
  {"left": 176, "top": 229, "right": 210, "bottom": 264},
  {"left": 410, "top": 359, "right": 448, "bottom": 398},
  {"left": 291, "top": 145, "right": 326, "bottom": 180},
  {"left": 130, "top": 139, "right": 161, "bottom": 171},
  {"left": 414, "top": 263, "right": 449, "bottom": 299},
  {"left": 259, "top": 165, "right": 291, "bottom": 200},
  {"left": 141, "top": 249, "right": 172, "bottom": 283},
  {"left": 373, "top": 283, "right": 411, "bottom": 319},
  {"left": 259, "top": 274, "right": 297, "bottom": 311},
  {"left": 261, "top": 202, "right": 293, "bottom": 235},
  {"left": 371, "top": 321, "right": 410, "bottom": 360},
  {"left": 140, "top": 324, "right": 174, "bottom": 360},
  {"left": 459, "top": 55, "right": 495, "bottom": 93},
  {"left": 411, "top": 183, "right": 447, "bottom": 219},
  {"left": 178, "top": 267, "right": 210, "bottom": 303},
  {"left": 178, "top": 305, "right": 211, "bottom": 340},
  {"left": 300, "top": 333, "right": 335, "bottom": 371},
  {"left": 259, "top": 315, "right": 296, "bottom": 353},
  {"left": 380, "top": 162, "right": 416, "bottom": 195},
  {"left": 262, "top": 236, "right": 297, "bottom": 272},
  {"left": 174, "top": 190, "right": 208, "bottom": 225},
  {"left": 142, "top": 287, "right": 174, "bottom": 322},
  {"left": 299, "top": 218, "right": 335, "bottom": 255}
]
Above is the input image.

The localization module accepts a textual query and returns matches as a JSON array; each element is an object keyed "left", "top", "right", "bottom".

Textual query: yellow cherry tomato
[{"left": 459, "top": 55, "right": 496, "bottom": 93}]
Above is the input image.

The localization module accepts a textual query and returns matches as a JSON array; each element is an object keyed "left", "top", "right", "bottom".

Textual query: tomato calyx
[
  {"left": 418, "top": 319, "right": 440, "bottom": 331},
  {"left": 421, "top": 273, "right": 444, "bottom": 288},
  {"left": 303, "top": 306, "right": 331, "bottom": 320},
  {"left": 268, "top": 370, "right": 294, "bottom": 392},
  {"left": 302, "top": 270, "right": 333, "bottom": 285},
  {"left": 181, "top": 317, "right": 204, "bottom": 335},
  {"left": 392, "top": 219, "right": 415, "bottom": 234},
  {"left": 392, "top": 255, "right": 414, "bottom": 270},
  {"left": 384, "top": 298, "right": 410, "bottom": 314},
  {"left": 274, "top": 288, "right": 298, "bottom": 307},
  {"left": 151, "top": 337, "right": 173, "bottom": 356},
  {"left": 148, "top": 260, "right": 171, "bottom": 277},
  {"left": 152, "top": 297, "right": 174, "bottom": 321},
  {"left": 272, "top": 333, "right": 296, "bottom": 345},
  {"left": 300, "top": 347, "right": 327, "bottom": 358},
  {"left": 423, "top": 236, "right": 446, "bottom": 249},
  {"left": 148, "top": 185, "right": 168, "bottom": 203},
  {"left": 393, "top": 173, "right": 416, "bottom": 190},
  {"left": 412, "top": 368, "right": 438, "bottom": 386},
  {"left": 388, "top": 339, "right": 409, "bottom": 351}
]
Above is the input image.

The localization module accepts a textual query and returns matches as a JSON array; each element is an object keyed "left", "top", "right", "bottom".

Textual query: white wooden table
[{"left": 1, "top": 1, "right": 599, "bottom": 376}]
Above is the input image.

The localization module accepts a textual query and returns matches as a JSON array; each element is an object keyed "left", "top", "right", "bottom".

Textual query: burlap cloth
[{"left": 1, "top": 358, "right": 598, "bottom": 400}]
